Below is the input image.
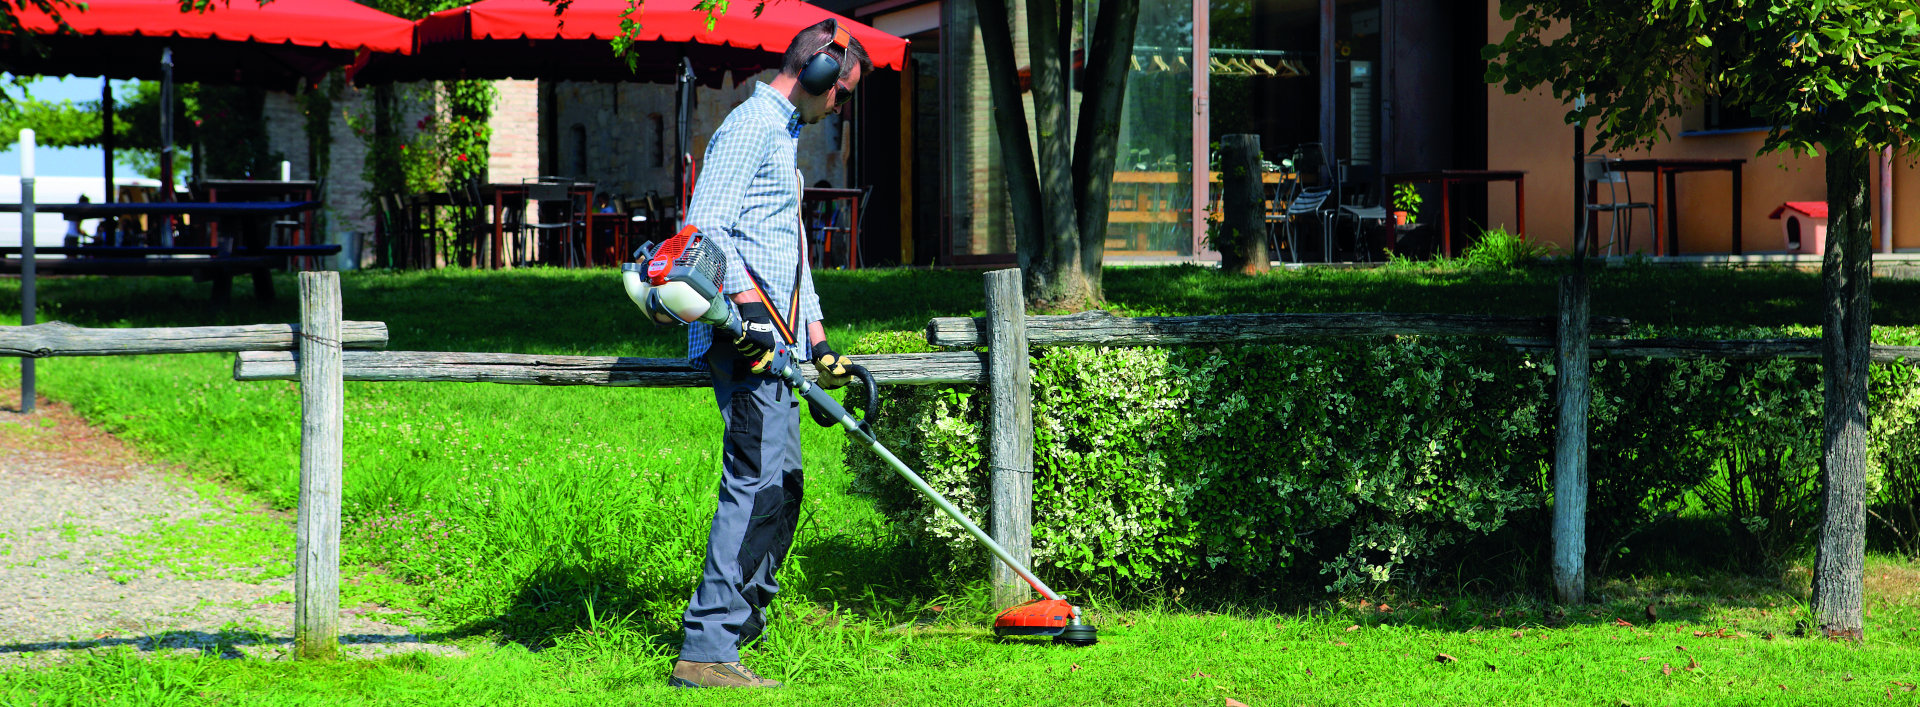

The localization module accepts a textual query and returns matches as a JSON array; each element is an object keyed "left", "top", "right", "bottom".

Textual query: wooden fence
[{"left": 10, "top": 268, "right": 1920, "bottom": 657}]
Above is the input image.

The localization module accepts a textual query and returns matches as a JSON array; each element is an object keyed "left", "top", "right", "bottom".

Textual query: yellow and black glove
[
  {"left": 810, "top": 341, "right": 855, "bottom": 389},
  {"left": 732, "top": 302, "right": 780, "bottom": 374}
]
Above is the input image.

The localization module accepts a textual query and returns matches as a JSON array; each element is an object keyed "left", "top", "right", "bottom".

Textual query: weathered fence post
[
  {"left": 985, "top": 268, "right": 1033, "bottom": 609},
  {"left": 1552, "top": 260, "right": 1592, "bottom": 604},
  {"left": 295, "top": 271, "right": 343, "bottom": 659},
  {"left": 18, "top": 129, "right": 36, "bottom": 414},
  {"left": 1219, "top": 134, "right": 1269, "bottom": 274}
]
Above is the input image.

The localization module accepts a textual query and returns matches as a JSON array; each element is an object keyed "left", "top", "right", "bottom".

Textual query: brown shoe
[{"left": 667, "top": 660, "right": 783, "bottom": 688}]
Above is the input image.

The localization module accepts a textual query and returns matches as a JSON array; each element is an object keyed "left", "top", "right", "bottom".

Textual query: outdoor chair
[
  {"left": 1272, "top": 143, "right": 1338, "bottom": 262},
  {"left": 1583, "top": 157, "right": 1655, "bottom": 256},
  {"left": 522, "top": 180, "right": 588, "bottom": 268},
  {"left": 1274, "top": 187, "right": 1333, "bottom": 264},
  {"left": 1333, "top": 163, "right": 1389, "bottom": 263}
]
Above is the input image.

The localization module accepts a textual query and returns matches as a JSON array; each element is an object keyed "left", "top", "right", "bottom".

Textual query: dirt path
[{"left": 0, "top": 393, "right": 465, "bottom": 669}]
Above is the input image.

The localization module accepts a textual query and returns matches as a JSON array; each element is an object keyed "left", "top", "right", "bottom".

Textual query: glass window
[{"left": 1106, "top": 0, "right": 1195, "bottom": 256}]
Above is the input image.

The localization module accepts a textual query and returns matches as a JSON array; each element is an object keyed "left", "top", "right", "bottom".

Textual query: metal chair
[
  {"left": 1334, "top": 163, "right": 1389, "bottom": 263},
  {"left": 1583, "top": 158, "right": 1655, "bottom": 256},
  {"left": 521, "top": 180, "right": 587, "bottom": 267}
]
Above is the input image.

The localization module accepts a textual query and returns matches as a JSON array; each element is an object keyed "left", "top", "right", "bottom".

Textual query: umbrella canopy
[
  {"left": 1, "top": 0, "right": 415, "bottom": 86},
  {"left": 355, "top": 0, "right": 907, "bottom": 85}
]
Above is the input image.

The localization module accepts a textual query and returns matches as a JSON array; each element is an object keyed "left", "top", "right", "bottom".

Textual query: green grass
[{"left": 2, "top": 264, "right": 1918, "bottom": 704}]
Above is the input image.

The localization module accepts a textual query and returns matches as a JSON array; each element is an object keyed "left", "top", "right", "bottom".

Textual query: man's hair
[{"left": 780, "top": 19, "right": 873, "bottom": 83}]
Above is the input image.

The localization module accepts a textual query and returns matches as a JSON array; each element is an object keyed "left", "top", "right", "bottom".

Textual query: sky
[{"left": 2, "top": 74, "right": 149, "bottom": 178}]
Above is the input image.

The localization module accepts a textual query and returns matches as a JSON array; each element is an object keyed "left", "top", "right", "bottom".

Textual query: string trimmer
[{"left": 621, "top": 226, "right": 1097, "bottom": 646}]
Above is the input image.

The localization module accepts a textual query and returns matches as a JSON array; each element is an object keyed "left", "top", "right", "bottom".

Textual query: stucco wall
[{"left": 1483, "top": 6, "right": 1916, "bottom": 255}]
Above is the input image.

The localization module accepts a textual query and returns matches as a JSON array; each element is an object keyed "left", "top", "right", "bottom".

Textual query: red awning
[
  {"left": 355, "top": 0, "right": 906, "bottom": 85},
  {"left": 11, "top": 0, "right": 413, "bottom": 54},
  {"left": 2, "top": 0, "right": 414, "bottom": 84},
  {"left": 413, "top": 0, "right": 906, "bottom": 72}
]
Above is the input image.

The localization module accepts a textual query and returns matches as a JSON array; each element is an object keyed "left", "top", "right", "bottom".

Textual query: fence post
[
  {"left": 295, "top": 271, "right": 343, "bottom": 659},
  {"left": 18, "top": 129, "right": 35, "bottom": 414},
  {"left": 985, "top": 268, "right": 1033, "bottom": 609},
  {"left": 1552, "top": 266, "right": 1592, "bottom": 604}
]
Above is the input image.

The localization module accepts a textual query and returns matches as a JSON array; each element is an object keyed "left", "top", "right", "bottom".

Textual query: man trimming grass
[{"left": 666, "top": 20, "right": 871, "bottom": 690}]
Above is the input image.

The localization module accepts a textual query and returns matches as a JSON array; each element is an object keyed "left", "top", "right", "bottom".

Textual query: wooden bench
[{"left": 0, "top": 246, "right": 342, "bottom": 305}]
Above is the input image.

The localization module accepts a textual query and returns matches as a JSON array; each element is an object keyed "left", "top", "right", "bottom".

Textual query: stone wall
[{"left": 549, "top": 72, "right": 852, "bottom": 209}]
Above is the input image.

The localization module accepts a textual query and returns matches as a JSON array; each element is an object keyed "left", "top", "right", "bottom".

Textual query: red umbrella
[
  {"left": 357, "top": 0, "right": 906, "bottom": 85},
  {"left": 1, "top": 0, "right": 415, "bottom": 226},
  {"left": 1, "top": 0, "right": 415, "bottom": 85}
]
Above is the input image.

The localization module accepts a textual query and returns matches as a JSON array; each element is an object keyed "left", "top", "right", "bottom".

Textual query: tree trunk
[
  {"left": 975, "top": 0, "right": 1044, "bottom": 279},
  {"left": 1071, "top": 0, "right": 1140, "bottom": 300},
  {"left": 1022, "top": 0, "right": 1088, "bottom": 305},
  {"left": 1219, "top": 135, "right": 1269, "bottom": 274},
  {"left": 1813, "top": 142, "right": 1871, "bottom": 642}
]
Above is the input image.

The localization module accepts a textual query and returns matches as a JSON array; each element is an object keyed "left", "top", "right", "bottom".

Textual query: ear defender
[{"left": 798, "top": 20, "right": 853, "bottom": 95}]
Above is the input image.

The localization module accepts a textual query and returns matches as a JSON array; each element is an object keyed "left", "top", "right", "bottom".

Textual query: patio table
[{"left": 1603, "top": 158, "right": 1746, "bottom": 256}]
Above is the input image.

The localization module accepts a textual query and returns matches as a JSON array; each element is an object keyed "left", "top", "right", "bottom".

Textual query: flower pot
[{"left": 1394, "top": 210, "right": 1411, "bottom": 226}]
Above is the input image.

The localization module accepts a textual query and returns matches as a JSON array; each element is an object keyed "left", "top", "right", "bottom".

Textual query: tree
[
  {"left": 1486, "top": 0, "right": 1920, "bottom": 641},
  {"left": 976, "top": 0, "right": 1139, "bottom": 307}
]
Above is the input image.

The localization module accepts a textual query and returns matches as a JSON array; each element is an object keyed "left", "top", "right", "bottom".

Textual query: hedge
[{"left": 846, "top": 327, "right": 1920, "bottom": 593}]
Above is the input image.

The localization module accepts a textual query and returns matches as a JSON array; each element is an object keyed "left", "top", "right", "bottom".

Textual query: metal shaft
[{"left": 776, "top": 361, "right": 1066, "bottom": 604}]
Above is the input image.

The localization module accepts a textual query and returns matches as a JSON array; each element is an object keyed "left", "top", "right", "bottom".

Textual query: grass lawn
[{"left": 2, "top": 264, "right": 1918, "bottom": 705}]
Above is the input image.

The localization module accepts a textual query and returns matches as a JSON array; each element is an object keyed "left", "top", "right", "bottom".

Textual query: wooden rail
[
  {"left": 1507, "top": 338, "right": 1920, "bottom": 363},
  {"left": 0, "top": 321, "right": 388, "bottom": 357},
  {"left": 926, "top": 310, "right": 1633, "bottom": 348},
  {"left": 233, "top": 350, "right": 986, "bottom": 386}
]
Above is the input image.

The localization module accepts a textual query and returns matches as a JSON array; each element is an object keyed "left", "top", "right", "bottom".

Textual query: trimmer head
[{"left": 992, "top": 598, "right": 1099, "bottom": 646}]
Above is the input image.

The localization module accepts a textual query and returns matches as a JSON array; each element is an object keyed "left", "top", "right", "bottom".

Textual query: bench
[{"left": 0, "top": 245, "right": 343, "bottom": 305}]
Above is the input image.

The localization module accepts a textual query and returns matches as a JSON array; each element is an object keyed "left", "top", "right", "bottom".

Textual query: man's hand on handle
[
  {"left": 810, "top": 341, "right": 855, "bottom": 389},
  {"left": 732, "top": 301, "right": 780, "bottom": 374}
]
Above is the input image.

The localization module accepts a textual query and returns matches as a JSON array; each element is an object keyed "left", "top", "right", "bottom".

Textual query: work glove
[
  {"left": 811, "top": 341, "right": 855, "bottom": 389},
  {"left": 732, "top": 301, "right": 780, "bottom": 374}
]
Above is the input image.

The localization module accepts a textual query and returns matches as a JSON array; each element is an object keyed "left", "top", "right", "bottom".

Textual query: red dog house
[{"left": 1768, "top": 202, "right": 1828, "bottom": 255}]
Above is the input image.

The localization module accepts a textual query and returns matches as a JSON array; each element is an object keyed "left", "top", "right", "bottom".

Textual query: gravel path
[{"left": 0, "top": 395, "right": 466, "bottom": 669}]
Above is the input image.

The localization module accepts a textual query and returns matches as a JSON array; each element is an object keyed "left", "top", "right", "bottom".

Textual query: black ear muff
[
  {"left": 799, "top": 52, "right": 839, "bottom": 95},
  {"left": 798, "top": 20, "right": 852, "bottom": 96}
]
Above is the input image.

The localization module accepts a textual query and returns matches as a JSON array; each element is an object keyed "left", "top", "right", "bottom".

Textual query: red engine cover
[
  {"left": 992, "top": 598, "right": 1073, "bottom": 636},
  {"left": 644, "top": 225, "right": 701, "bottom": 285}
]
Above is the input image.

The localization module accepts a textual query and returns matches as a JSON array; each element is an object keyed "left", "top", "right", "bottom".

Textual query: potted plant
[{"left": 1392, "top": 183, "right": 1422, "bottom": 225}]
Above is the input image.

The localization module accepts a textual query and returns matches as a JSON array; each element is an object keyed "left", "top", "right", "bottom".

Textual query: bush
[
  {"left": 853, "top": 339, "right": 1556, "bottom": 592},
  {"left": 848, "top": 329, "right": 1920, "bottom": 593}
]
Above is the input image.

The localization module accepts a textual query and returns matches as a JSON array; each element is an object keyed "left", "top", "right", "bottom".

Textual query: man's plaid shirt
[{"left": 686, "top": 82, "right": 822, "bottom": 363}]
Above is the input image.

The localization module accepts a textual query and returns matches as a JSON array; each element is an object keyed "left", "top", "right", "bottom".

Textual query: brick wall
[{"left": 489, "top": 80, "right": 540, "bottom": 182}]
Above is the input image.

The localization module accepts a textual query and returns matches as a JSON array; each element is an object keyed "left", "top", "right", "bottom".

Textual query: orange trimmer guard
[{"left": 992, "top": 598, "right": 1074, "bottom": 637}]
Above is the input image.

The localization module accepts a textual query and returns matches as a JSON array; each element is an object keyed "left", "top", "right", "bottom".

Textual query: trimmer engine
[{"left": 623, "top": 225, "right": 733, "bottom": 327}]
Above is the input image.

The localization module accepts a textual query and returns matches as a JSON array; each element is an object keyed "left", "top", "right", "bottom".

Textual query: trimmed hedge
[{"left": 847, "top": 328, "right": 1920, "bottom": 592}]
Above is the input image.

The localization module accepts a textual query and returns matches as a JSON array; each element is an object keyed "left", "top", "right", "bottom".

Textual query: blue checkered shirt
[{"left": 686, "top": 82, "right": 822, "bottom": 364}]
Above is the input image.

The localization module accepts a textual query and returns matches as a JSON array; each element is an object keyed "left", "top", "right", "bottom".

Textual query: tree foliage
[
  {"left": 1485, "top": 0, "right": 1920, "bottom": 640},
  {"left": 1485, "top": 1, "right": 1920, "bottom": 154}
]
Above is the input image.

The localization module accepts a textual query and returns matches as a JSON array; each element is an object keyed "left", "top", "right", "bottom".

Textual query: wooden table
[
  {"left": 198, "top": 180, "right": 319, "bottom": 250},
  {"left": 1385, "top": 170, "right": 1527, "bottom": 257},
  {"left": 0, "top": 201, "right": 329, "bottom": 304},
  {"left": 1604, "top": 158, "right": 1745, "bottom": 256},
  {"left": 481, "top": 183, "right": 599, "bottom": 269},
  {"left": 803, "top": 187, "right": 866, "bottom": 269}
]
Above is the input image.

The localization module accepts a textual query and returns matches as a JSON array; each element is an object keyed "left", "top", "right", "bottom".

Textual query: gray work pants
[{"left": 678, "top": 340, "right": 804, "bottom": 663}]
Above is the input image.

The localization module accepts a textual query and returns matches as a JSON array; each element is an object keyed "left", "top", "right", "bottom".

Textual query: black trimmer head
[{"left": 1053, "top": 620, "right": 1099, "bottom": 646}]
